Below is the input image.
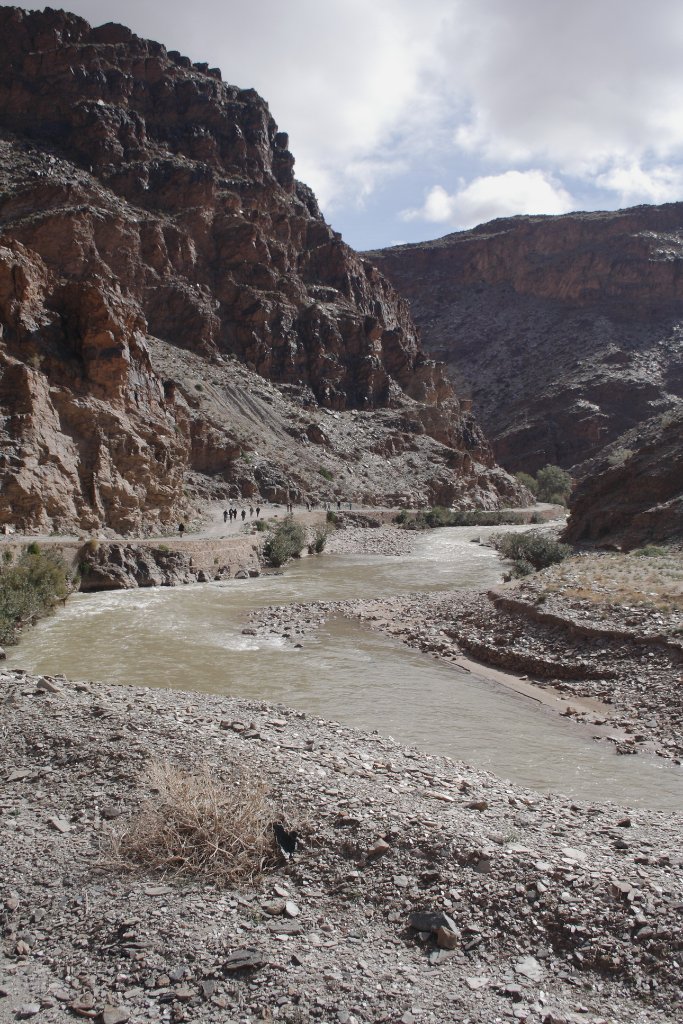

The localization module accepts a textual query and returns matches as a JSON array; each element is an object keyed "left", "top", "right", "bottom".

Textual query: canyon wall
[
  {"left": 564, "top": 409, "right": 683, "bottom": 549},
  {"left": 366, "top": 207, "right": 683, "bottom": 476},
  {"left": 0, "top": 6, "right": 525, "bottom": 532}
]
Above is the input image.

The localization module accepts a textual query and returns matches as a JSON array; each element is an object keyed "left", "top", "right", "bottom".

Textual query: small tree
[
  {"left": 308, "top": 526, "right": 328, "bottom": 554},
  {"left": 424, "top": 506, "right": 454, "bottom": 527},
  {"left": 0, "top": 546, "right": 73, "bottom": 644},
  {"left": 515, "top": 471, "right": 538, "bottom": 496},
  {"left": 493, "top": 530, "right": 571, "bottom": 576},
  {"left": 263, "top": 520, "right": 306, "bottom": 567},
  {"left": 535, "top": 464, "right": 572, "bottom": 505}
]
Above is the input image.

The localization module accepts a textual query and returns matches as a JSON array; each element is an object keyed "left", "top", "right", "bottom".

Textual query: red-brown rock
[
  {"left": 365, "top": 208, "right": 683, "bottom": 475},
  {"left": 0, "top": 6, "right": 526, "bottom": 531}
]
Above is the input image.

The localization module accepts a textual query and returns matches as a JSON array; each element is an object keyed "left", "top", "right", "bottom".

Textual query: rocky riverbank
[
  {"left": 77, "top": 538, "right": 263, "bottom": 592},
  {"left": 247, "top": 534, "right": 683, "bottom": 764},
  {"left": 1, "top": 669, "right": 682, "bottom": 1024}
]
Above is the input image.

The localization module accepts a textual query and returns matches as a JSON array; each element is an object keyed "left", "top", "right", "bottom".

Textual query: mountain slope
[
  {"left": 564, "top": 409, "right": 683, "bottom": 548},
  {"left": 365, "top": 207, "right": 683, "bottom": 475},
  {"left": 0, "top": 7, "right": 525, "bottom": 532}
]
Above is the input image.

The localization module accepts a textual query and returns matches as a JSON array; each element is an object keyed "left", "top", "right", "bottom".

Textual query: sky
[{"left": 19, "top": 0, "right": 683, "bottom": 250}]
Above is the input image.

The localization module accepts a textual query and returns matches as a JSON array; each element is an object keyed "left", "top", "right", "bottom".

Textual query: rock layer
[
  {"left": 366, "top": 207, "right": 683, "bottom": 474},
  {"left": 0, "top": 7, "right": 525, "bottom": 532}
]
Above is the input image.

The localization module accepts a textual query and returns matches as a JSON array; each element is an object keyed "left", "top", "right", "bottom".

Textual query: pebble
[
  {"left": 101, "top": 1007, "right": 130, "bottom": 1024},
  {"left": 515, "top": 956, "right": 544, "bottom": 982}
]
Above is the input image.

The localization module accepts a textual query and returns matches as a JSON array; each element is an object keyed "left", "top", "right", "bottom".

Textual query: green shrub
[
  {"left": 394, "top": 509, "right": 410, "bottom": 525},
  {"left": 419, "top": 508, "right": 527, "bottom": 529},
  {"left": 0, "top": 547, "right": 73, "bottom": 644},
  {"left": 308, "top": 526, "right": 328, "bottom": 554},
  {"left": 263, "top": 520, "right": 306, "bottom": 567},
  {"left": 535, "top": 465, "right": 572, "bottom": 505},
  {"left": 26, "top": 541, "right": 40, "bottom": 555},
  {"left": 326, "top": 510, "right": 338, "bottom": 525},
  {"left": 2, "top": 549, "right": 13, "bottom": 564},
  {"left": 492, "top": 530, "right": 571, "bottom": 576},
  {"left": 318, "top": 467, "right": 334, "bottom": 481},
  {"left": 400, "top": 511, "right": 428, "bottom": 530},
  {"left": 424, "top": 506, "right": 454, "bottom": 528},
  {"left": 515, "top": 471, "right": 538, "bottom": 496},
  {"left": 633, "top": 545, "right": 667, "bottom": 558},
  {"left": 253, "top": 518, "right": 269, "bottom": 532}
]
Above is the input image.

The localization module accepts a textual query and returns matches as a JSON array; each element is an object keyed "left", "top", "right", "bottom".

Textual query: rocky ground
[
  {"left": 1, "top": 669, "right": 682, "bottom": 1024},
  {"left": 324, "top": 525, "right": 418, "bottom": 557}
]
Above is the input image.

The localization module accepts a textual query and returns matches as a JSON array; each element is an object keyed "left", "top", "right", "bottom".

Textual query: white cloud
[
  {"left": 402, "top": 171, "right": 574, "bottom": 229},
  {"left": 446, "top": 0, "right": 683, "bottom": 174},
  {"left": 57, "top": 1, "right": 683, "bottom": 237},
  {"left": 596, "top": 163, "right": 683, "bottom": 205}
]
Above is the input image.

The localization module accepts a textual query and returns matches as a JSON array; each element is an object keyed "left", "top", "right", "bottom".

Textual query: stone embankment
[
  {"left": 1, "top": 670, "right": 682, "bottom": 1024},
  {"left": 78, "top": 537, "right": 263, "bottom": 591}
]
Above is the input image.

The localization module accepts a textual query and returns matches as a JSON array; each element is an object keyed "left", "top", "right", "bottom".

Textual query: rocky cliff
[
  {"left": 0, "top": 6, "right": 525, "bottom": 533},
  {"left": 366, "top": 207, "right": 683, "bottom": 475},
  {"left": 564, "top": 409, "right": 683, "bottom": 549}
]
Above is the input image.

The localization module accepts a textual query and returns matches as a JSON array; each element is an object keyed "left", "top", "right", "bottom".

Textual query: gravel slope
[{"left": 1, "top": 670, "right": 682, "bottom": 1024}]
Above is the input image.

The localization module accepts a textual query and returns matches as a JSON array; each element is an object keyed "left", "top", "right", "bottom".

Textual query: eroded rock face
[
  {"left": 366, "top": 207, "right": 683, "bottom": 474},
  {"left": 78, "top": 543, "right": 193, "bottom": 591},
  {"left": 564, "top": 410, "right": 683, "bottom": 548},
  {"left": 0, "top": 6, "right": 525, "bottom": 531}
]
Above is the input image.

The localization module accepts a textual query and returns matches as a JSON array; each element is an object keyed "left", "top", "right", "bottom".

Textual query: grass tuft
[{"left": 107, "top": 762, "right": 278, "bottom": 885}]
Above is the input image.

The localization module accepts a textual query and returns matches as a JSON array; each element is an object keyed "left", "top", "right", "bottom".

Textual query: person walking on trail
[
  {"left": 223, "top": 509, "right": 228, "bottom": 523},
  {"left": 178, "top": 522, "right": 185, "bottom": 536},
  {"left": 256, "top": 506, "right": 261, "bottom": 518},
  {"left": 241, "top": 509, "right": 246, "bottom": 521},
  {"left": 249, "top": 506, "right": 254, "bottom": 517}
]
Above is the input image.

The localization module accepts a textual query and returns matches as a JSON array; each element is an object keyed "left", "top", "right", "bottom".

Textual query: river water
[{"left": 7, "top": 527, "right": 682, "bottom": 810}]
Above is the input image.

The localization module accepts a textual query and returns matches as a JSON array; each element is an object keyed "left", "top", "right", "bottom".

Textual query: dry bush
[{"left": 108, "top": 761, "right": 278, "bottom": 885}]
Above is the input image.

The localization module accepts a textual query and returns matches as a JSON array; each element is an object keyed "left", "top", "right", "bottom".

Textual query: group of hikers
[
  {"left": 223, "top": 506, "right": 260, "bottom": 523},
  {"left": 176, "top": 497, "right": 356, "bottom": 537},
  {"left": 221, "top": 499, "right": 351, "bottom": 523}
]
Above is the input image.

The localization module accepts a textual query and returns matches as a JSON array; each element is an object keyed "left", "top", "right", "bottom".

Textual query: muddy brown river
[{"left": 7, "top": 527, "right": 682, "bottom": 810}]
